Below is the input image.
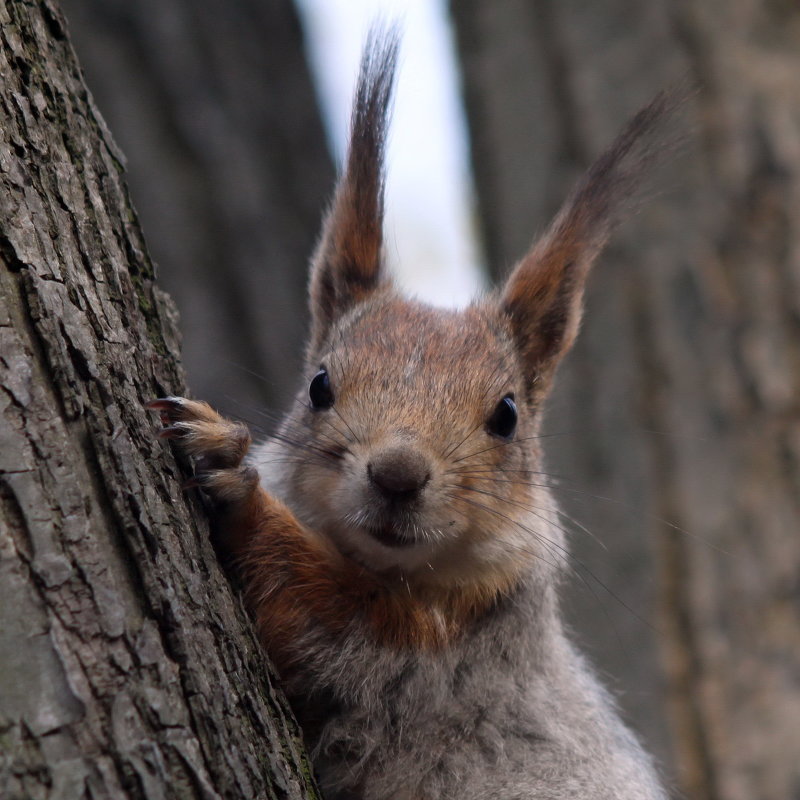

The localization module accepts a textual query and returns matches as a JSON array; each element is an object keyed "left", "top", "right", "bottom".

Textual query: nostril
[{"left": 367, "top": 450, "right": 431, "bottom": 499}]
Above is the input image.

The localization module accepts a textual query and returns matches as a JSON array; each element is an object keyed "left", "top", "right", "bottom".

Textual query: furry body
[
  {"left": 244, "top": 296, "right": 666, "bottom": 799},
  {"left": 256, "top": 435, "right": 664, "bottom": 800},
  {"left": 150, "top": 28, "right": 670, "bottom": 800}
]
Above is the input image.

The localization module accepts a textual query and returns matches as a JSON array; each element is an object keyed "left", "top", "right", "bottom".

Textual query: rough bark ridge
[
  {"left": 0, "top": 2, "right": 318, "bottom": 798},
  {"left": 451, "top": 2, "right": 800, "bottom": 800}
]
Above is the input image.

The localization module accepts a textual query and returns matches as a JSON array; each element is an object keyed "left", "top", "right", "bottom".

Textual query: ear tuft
[
  {"left": 501, "top": 89, "right": 682, "bottom": 391},
  {"left": 308, "top": 25, "right": 400, "bottom": 355}
]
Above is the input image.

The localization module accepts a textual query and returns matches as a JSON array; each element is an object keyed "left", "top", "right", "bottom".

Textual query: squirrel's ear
[
  {"left": 501, "top": 90, "right": 677, "bottom": 394},
  {"left": 308, "top": 27, "right": 399, "bottom": 353}
]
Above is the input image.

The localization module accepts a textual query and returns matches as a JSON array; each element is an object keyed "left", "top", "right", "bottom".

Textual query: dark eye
[
  {"left": 309, "top": 368, "right": 334, "bottom": 410},
  {"left": 486, "top": 394, "right": 517, "bottom": 439}
]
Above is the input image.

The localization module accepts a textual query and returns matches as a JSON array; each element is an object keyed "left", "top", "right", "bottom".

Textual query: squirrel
[{"left": 149, "top": 28, "right": 670, "bottom": 800}]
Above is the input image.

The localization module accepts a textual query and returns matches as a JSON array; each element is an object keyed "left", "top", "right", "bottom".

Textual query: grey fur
[
  {"left": 253, "top": 439, "right": 666, "bottom": 800},
  {"left": 243, "top": 28, "right": 671, "bottom": 800}
]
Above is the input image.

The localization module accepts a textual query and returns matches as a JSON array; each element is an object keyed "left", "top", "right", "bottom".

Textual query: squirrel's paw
[{"left": 147, "top": 396, "right": 258, "bottom": 504}]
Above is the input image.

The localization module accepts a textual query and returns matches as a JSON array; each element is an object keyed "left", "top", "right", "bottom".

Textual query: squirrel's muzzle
[{"left": 367, "top": 446, "right": 431, "bottom": 501}]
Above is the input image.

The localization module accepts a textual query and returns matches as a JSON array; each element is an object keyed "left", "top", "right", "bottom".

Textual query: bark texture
[
  {"left": 450, "top": 2, "right": 800, "bottom": 800},
  {"left": 58, "top": 0, "right": 335, "bottom": 418},
  {"left": 0, "top": 2, "right": 319, "bottom": 797}
]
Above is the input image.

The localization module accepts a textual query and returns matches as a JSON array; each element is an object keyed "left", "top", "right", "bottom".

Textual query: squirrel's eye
[
  {"left": 309, "top": 368, "right": 334, "bottom": 410},
  {"left": 486, "top": 395, "right": 517, "bottom": 440}
]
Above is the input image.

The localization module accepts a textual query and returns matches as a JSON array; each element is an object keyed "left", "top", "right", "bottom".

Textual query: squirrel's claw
[
  {"left": 156, "top": 423, "right": 187, "bottom": 439},
  {"left": 145, "top": 396, "right": 186, "bottom": 411}
]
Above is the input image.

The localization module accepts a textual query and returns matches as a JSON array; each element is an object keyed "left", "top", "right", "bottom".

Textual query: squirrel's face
[
  {"left": 278, "top": 295, "right": 555, "bottom": 585},
  {"left": 266, "top": 29, "right": 670, "bottom": 588}
]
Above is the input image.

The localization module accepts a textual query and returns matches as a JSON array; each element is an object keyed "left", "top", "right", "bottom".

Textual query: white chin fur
[
  {"left": 250, "top": 438, "right": 290, "bottom": 496},
  {"left": 328, "top": 523, "right": 442, "bottom": 573}
]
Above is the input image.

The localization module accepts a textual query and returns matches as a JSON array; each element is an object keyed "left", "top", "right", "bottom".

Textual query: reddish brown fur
[{"left": 218, "top": 484, "right": 505, "bottom": 679}]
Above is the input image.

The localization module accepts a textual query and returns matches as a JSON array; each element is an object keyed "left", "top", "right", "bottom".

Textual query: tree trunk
[
  {"left": 451, "top": 2, "right": 800, "bottom": 800},
  {"left": 0, "top": 2, "right": 319, "bottom": 797},
  {"left": 58, "top": 0, "right": 335, "bottom": 419}
]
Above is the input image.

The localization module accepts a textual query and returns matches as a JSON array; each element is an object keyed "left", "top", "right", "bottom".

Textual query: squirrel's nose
[{"left": 367, "top": 447, "right": 431, "bottom": 499}]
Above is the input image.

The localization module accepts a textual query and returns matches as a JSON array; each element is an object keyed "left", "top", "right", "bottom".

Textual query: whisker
[
  {"left": 330, "top": 404, "right": 362, "bottom": 445},
  {"left": 448, "top": 471, "right": 730, "bottom": 556},
  {"left": 267, "top": 430, "right": 344, "bottom": 464},
  {"left": 233, "top": 396, "right": 352, "bottom": 460},
  {"left": 445, "top": 491, "right": 660, "bottom": 635},
  {"left": 446, "top": 466, "right": 569, "bottom": 480},
  {"left": 551, "top": 506, "right": 608, "bottom": 551},
  {"left": 451, "top": 484, "right": 581, "bottom": 560},
  {"left": 453, "top": 479, "right": 608, "bottom": 551},
  {"left": 223, "top": 392, "right": 357, "bottom": 457},
  {"left": 222, "top": 358, "right": 283, "bottom": 390},
  {"left": 442, "top": 492, "right": 563, "bottom": 576},
  {"left": 289, "top": 394, "right": 356, "bottom": 445},
  {"left": 450, "top": 433, "right": 545, "bottom": 464},
  {"left": 443, "top": 420, "right": 485, "bottom": 461}
]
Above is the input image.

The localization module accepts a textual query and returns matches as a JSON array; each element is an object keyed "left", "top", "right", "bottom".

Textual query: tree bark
[
  {"left": 451, "top": 2, "right": 800, "bottom": 800},
  {"left": 58, "top": 0, "right": 335, "bottom": 419},
  {"left": 0, "top": 2, "right": 319, "bottom": 797}
]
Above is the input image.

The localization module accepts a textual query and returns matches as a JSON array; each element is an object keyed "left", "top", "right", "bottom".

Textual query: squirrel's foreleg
[{"left": 148, "top": 397, "right": 450, "bottom": 678}]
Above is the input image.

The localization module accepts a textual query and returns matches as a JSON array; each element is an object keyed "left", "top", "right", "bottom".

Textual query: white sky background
[{"left": 294, "top": 0, "right": 485, "bottom": 307}]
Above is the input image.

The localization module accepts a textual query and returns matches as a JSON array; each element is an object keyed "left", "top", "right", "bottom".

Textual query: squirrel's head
[{"left": 271, "top": 29, "right": 674, "bottom": 592}]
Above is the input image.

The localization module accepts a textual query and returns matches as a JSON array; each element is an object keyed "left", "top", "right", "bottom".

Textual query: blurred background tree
[
  {"left": 451, "top": 4, "right": 800, "bottom": 800},
  {"left": 60, "top": 1, "right": 800, "bottom": 798},
  {"left": 61, "top": 0, "right": 334, "bottom": 419}
]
